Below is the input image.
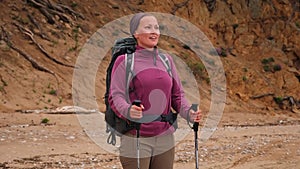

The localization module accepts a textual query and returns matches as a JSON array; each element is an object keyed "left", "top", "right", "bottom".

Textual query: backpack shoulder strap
[
  {"left": 158, "top": 53, "right": 173, "bottom": 77},
  {"left": 125, "top": 53, "right": 135, "bottom": 98}
]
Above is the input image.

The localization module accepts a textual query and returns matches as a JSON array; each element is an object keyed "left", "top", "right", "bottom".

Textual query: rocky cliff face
[
  {"left": 0, "top": 0, "right": 299, "bottom": 114},
  {"left": 209, "top": 0, "right": 299, "bottom": 113},
  {"left": 204, "top": 0, "right": 300, "bottom": 113}
]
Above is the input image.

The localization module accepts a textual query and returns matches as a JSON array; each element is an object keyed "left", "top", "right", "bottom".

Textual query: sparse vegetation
[
  {"left": 49, "top": 89, "right": 57, "bottom": 95},
  {"left": 181, "top": 52, "right": 189, "bottom": 59},
  {"left": 59, "top": 97, "right": 63, "bottom": 104},
  {"left": 69, "top": 26, "right": 80, "bottom": 51},
  {"left": 0, "top": 78, "right": 8, "bottom": 93},
  {"left": 0, "top": 86, "right": 4, "bottom": 92},
  {"left": 233, "top": 23, "right": 239, "bottom": 29},
  {"left": 188, "top": 61, "right": 207, "bottom": 81},
  {"left": 47, "top": 84, "right": 57, "bottom": 95},
  {"left": 263, "top": 65, "right": 271, "bottom": 72},
  {"left": 261, "top": 57, "right": 275, "bottom": 64},
  {"left": 204, "top": 77, "right": 210, "bottom": 84},
  {"left": 49, "top": 40, "right": 58, "bottom": 47},
  {"left": 273, "top": 96, "right": 283, "bottom": 104},
  {"left": 19, "top": 16, "right": 30, "bottom": 25},
  {"left": 71, "top": 1, "right": 78, "bottom": 8},
  {"left": 41, "top": 118, "right": 49, "bottom": 124},
  {"left": 261, "top": 57, "right": 281, "bottom": 72},
  {"left": 296, "top": 22, "right": 300, "bottom": 28},
  {"left": 1, "top": 44, "right": 10, "bottom": 52},
  {"left": 273, "top": 64, "right": 282, "bottom": 71}
]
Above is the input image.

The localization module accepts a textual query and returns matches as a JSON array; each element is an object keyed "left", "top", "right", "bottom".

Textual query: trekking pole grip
[
  {"left": 132, "top": 100, "right": 142, "bottom": 132},
  {"left": 132, "top": 99, "right": 141, "bottom": 107},
  {"left": 191, "top": 104, "right": 199, "bottom": 132}
]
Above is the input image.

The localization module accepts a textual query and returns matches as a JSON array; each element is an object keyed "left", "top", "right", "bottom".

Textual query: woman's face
[{"left": 134, "top": 16, "right": 160, "bottom": 49}]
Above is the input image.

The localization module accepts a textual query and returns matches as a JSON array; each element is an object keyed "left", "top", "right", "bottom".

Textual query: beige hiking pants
[{"left": 119, "top": 133, "right": 175, "bottom": 169}]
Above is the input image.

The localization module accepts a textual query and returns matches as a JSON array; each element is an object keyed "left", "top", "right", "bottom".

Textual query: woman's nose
[{"left": 150, "top": 28, "right": 160, "bottom": 34}]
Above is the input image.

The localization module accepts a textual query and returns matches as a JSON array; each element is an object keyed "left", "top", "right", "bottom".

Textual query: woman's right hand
[{"left": 129, "top": 105, "right": 144, "bottom": 119}]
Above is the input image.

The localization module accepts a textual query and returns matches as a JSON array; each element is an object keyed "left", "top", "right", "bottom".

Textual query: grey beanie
[{"left": 130, "top": 13, "right": 151, "bottom": 35}]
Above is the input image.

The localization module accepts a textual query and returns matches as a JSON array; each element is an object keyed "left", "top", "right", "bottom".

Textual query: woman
[{"left": 108, "top": 12, "right": 201, "bottom": 169}]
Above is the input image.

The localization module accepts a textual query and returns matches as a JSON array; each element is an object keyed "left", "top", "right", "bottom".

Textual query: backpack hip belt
[{"left": 128, "top": 111, "right": 178, "bottom": 126}]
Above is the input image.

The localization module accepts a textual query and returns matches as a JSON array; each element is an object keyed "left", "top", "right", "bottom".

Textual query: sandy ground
[{"left": 0, "top": 110, "right": 299, "bottom": 169}]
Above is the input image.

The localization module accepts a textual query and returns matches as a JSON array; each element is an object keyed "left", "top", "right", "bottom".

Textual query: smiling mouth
[{"left": 149, "top": 36, "right": 158, "bottom": 40}]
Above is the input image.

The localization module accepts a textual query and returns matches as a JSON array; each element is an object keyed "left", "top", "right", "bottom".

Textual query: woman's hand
[
  {"left": 189, "top": 108, "right": 202, "bottom": 123},
  {"left": 129, "top": 104, "right": 144, "bottom": 119}
]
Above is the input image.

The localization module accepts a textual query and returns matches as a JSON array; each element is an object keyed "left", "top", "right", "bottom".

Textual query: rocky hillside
[{"left": 0, "top": 0, "right": 299, "bottom": 117}]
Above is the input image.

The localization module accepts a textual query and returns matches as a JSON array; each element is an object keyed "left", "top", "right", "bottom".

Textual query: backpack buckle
[
  {"left": 160, "top": 115, "right": 167, "bottom": 122},
  {"left": 160, "top": 114, "right": 171, "bottom": 122}
]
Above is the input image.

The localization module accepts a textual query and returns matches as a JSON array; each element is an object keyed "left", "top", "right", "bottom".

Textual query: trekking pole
[
  {"left": 136, "top": 123, "right": 141, "bottom": 169},
  {"left": 132, "top": 100, "right": 142, "bottom": 169},
  {"left": 191, "top": 104, "right": 199, "bottom": 169}
]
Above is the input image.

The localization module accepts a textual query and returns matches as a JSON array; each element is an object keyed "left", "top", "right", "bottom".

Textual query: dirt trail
[{"left": 1, "top": 112, "right": 299, "bottom": 169}]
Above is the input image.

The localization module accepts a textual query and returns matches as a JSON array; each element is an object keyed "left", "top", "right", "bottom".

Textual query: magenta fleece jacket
[{"left": 108, "top": 46, "right": 191, "bottom": 137}]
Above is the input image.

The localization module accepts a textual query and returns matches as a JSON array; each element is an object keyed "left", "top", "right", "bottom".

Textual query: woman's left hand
[{"left": 189, "top": 108, "right": 202, "bottom": 123}]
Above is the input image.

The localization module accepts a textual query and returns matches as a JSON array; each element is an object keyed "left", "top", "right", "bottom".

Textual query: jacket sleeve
[
  {"left": 167, "top": 55, "right": 191, "bottom": 120},
  {"left": 108, "top": 55, "right": 131, "bottom": 119}
]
